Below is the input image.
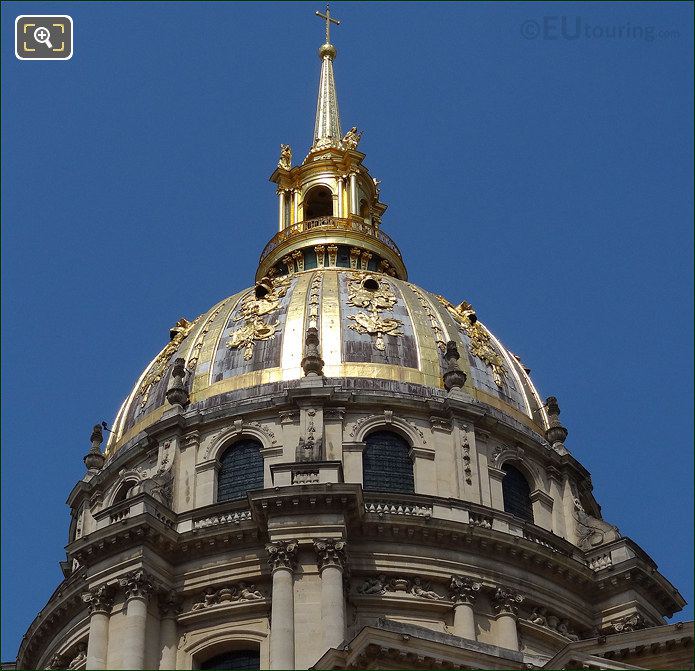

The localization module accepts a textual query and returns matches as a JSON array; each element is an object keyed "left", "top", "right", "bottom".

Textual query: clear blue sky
[{"left": 2, "top": 1, "right": 693, "bottom": 658}]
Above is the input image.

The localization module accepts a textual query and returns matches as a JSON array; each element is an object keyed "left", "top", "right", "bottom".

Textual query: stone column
[
  {"left": 314, "top": 539, "right": 348, "bottom": 651},
  {"left": 449, "top": 576, "right": 480, "bottom": 640},
  {"left": 119, "top": 570, "right": 154, "bottom": 670},
  {"left": 278, "top": 189, "right": 286, "bottom": 232},
  {"left": 546, "top": 466, "right": 567, "bottom": 538},
  {"left": 158, "top": 591, "right": 181, "bottom": 670},
  {"left": 82, "top": 586, "right": 114, "bottom": 670},
  {"left": 492, "top": 586, "right": 524, "bottom": 651},
  {"left": 266, "top": 540, "right": 299, "bottom": 670},
  {"left": 349, "top": 173, "right": 358, "bottom": 215}
]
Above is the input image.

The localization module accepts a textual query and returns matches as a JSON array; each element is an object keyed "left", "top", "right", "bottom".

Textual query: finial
[
  {"left": 84, "top": 423, "right": 105, "bottom": 472},
  {"left": 545, "top": 396, "right": 568, "bottom": 452},
  {"left": 301, "top": 327, "right": 325, "bottom": 377},
  {"left": 442, "top": 341, "right": 467, "bottom": 391},
  {"left": 315, "top": 4, "right": 341, "bottom": 48},
  {"left": 166, "top": 358, "right": 190, "bottom": 408}
]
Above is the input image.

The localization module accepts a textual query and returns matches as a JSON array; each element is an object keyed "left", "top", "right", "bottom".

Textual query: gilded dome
[{"left": 106, "top": 269, "right": 548, "bottom": 455}]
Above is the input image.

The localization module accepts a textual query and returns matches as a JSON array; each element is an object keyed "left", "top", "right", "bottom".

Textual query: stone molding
[
  {"left": 265, "top": 539, "right": 299, "bottom": 573},
  {"left": 313, "top": 538, "right": 348, "bottom": 572}
]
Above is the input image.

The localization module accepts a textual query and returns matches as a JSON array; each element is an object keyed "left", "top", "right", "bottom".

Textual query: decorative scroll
[
  {"left": 436, "top": 296, "right": 505, "bottom": 386},
  {"left": 226, "top": 276, "right": 291, "bottom": 360},
  {"left": 346, "top": 273, "right": 404, "bottom": 350}
]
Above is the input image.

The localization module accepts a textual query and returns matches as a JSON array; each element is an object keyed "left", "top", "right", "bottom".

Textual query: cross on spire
[{"left": 315, "top": 4, "right": 341, "bottom": 44}]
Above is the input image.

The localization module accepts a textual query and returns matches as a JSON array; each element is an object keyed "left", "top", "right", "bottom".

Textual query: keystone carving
[
  {"left": 313, "top": 538, "right": 347, "bottom": 572},
  {"left": 492, "top": 586, "right": 524, "bottom": 616},
  {"left": 266, "top": 540, "right": 299, "bottom": 572},
  {"left": 450, "top": 575, "right": 481, "bottom": 604}
]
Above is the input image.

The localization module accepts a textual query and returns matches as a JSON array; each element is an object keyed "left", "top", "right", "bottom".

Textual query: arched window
[
  {"left": 113, "top": 480, "right": 137, "bottom": 504},
  {"left": 217, "top": 439, "right": 264, "bottom": 502},
  {"left": 501, "top": 464, "right": 534, "bottom": 522},
  {"left": 363, "top": 431, "right": 414, "bottom": 494},
  {"left": 200, "top": 650, "right": 260, "bottom": 670},
  {"left": 304, "top": 185, "right": 333, "bottom": 219}
]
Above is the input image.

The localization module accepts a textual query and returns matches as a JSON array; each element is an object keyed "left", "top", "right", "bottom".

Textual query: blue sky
[{"left": 2, "top": 1, "right": 693, "bottom": 658}]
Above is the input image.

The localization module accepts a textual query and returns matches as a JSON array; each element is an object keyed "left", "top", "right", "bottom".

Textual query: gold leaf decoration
[
  {"left": 346, "top": 273, "right": 404, "bottom": 351},
  {"left": 436, "top": 296, "right": 505, "bottom": 387},
  {"left": 226, "top": 276, "right": 291, "bottom": 360},
  {"left": 138, "top": 318, "right": 197, "bottom": 407}
]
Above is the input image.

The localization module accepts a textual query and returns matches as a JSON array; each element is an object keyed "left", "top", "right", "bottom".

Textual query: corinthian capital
[
  {"left": 119, "top": 569, "right": 155, "bottom": 601},
  {"left": 82, "top": 584, "right": 114, "bottom": 614},
  {"left": 265, "top": 540, "right": 299, "bottom": 573},
  {"left": 313, "top": 538, "right": 347, "bottom": 572},
  {"left": 450, "top": 575, "right": 481, "bottom": 605},
  {"left": 492, "top": 586, "right": 524, "bottom": 616}
]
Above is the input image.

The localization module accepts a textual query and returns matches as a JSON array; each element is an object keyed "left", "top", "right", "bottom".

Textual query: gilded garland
[
  {"left": 346, "top": 273, "right": 404, "bottom": 351},
  {"left": 137, "top": 317, "right": 197, "bottom": 407},
  {"left": 226, "top": 276, "right": 292, "bottom": 360},
  {"left": 436, "top": 296, "right": 505, "bottom": 387}
]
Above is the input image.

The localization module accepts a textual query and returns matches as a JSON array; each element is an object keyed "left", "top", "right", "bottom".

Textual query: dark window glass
[
  {"left": 200, "top": 650, "right": 260, "bottom": 670},
  {"left": 502, "top": 464, "right": 534, "bottom": 522},
  {"left": 217, "top": 440, "right": 264, "bottom": 502},
  {"left": 363, "top": 431, "right": 414, "bottom": 494}
]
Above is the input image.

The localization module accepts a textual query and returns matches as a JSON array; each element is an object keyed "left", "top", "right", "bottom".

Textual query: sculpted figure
[
  {"left": 359, "top": 575, "right": 386, "bottom": 595},
  {"left": 529, "top": 607, "right": 548, "bottom": 626},
  {"left": 278, "top": 144, "right": 292, "bottom": 170},
  {"left": 410, "top": 577, "right": 442, "bottom": 600},
  {"left": 572, "top": 497, "right": 620, "bottom": 549},
  {"left": 240, "top": 582, "right": 264, "bottom": 600},
  {"left": 341, "top": 126, "right": 362, "bottom": 150},
  {"left": 191, "top": 588, "right": 217, "bottom": 610}
]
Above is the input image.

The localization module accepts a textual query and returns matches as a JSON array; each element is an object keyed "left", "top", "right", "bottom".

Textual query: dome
[{"left": 107, "top": 269, "right": 548, "bottom": 455}]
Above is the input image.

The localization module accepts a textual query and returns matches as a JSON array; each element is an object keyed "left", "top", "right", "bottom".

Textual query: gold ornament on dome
[
  {"left": 137, "top": 318, "right": 197, "bottom": 407},
  {"left": 436, "top": 296, "right": 506, "bottom": 387},
  {"left": 226, "top": 276, "right": 292, "bottom": 360},
  {"left": 347, "top": 273, "right": 404, "bottom": 351},
  {"left": 341, "top": 126, "right": 362, "bottom": 150}
]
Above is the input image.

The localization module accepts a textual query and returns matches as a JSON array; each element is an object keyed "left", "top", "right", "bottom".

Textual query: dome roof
[{"left": 106, "top": 269, "right": 548, "bottom": 454}]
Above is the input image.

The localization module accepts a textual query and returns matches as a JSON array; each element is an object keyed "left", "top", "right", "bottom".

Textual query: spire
[{"left": 312, "top": 5, "right": 342, "bottom": 150}]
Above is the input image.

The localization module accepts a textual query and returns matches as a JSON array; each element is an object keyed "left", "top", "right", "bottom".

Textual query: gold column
[
  {"left": 278, "top": 189, "right": 286, "bottom": 232},
  {"left": 337, "top": 177, "right": 344, "bottom": 217},
  {"left": 349, "top": 173, "right": 358, "bottom": 215},
  {"left": 293, "top": 189, "right": 300, "bottom": 224}
]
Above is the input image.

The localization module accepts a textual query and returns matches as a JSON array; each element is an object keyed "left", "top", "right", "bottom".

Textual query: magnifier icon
[{"left": 33, "top": 26, "right": 53, "bottom": 49}]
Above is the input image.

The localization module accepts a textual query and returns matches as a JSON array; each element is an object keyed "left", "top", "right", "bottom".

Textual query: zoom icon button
[{"left": 16, "top": 16, "right": 73, "bottom": 60}]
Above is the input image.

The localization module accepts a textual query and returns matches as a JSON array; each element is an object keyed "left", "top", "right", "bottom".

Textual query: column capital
[
  {"left": 266, "top": 540, "right": 299, "bottom": 573},
  {"left": 82, "top": 584, "right": 114, "bottom": 614},
  {"left": 119, "top": 569, "right": 155, "bottom": 601},
  {"left": 449, "top": 575, "right": 481, "bottom": 605},
  {"left": 492, "top": 586, "right": 524, "bottom": 617},
  {"left": 158, "top": 589, "right": 182, "bottom": 619},
  {"left": 313, "top": 538, "right": 347, "bottom": 572}
]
